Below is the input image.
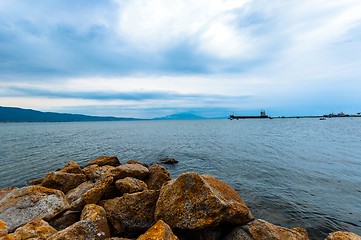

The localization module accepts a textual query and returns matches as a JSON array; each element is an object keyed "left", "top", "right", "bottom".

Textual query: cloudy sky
[{"left": 1, "top": 0, "right": 361, "bottom": 118}]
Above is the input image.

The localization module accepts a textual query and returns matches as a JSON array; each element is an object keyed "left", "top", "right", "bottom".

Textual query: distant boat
[
  {"left": 229, "top": 110, "right": 270, "bottom": 120},
  {"left": 319, "top": 117, "right": 326, "bottom": 120}
]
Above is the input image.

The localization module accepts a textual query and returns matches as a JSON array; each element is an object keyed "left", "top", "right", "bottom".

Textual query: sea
[{"left": 1, "top": 118, "right": 360, "bottom": 239}]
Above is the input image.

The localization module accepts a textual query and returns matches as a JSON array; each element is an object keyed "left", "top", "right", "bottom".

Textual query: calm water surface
[{"left": 1, "top": 118, "right": 360, "bottom": 239}]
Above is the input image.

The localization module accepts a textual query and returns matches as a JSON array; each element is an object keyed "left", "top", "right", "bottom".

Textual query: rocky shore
[{"left": 0, "top": 156, "right": 360, "bottom": 240}]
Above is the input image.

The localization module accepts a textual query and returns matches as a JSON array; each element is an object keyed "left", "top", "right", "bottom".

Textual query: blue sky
[{"left": 0, "top": 0, "right": 361, "bottom": 118}]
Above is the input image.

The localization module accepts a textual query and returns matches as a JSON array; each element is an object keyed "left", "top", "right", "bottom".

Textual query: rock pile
[{"left": 0, "top": 155, "right": 360, "bottom": 240}]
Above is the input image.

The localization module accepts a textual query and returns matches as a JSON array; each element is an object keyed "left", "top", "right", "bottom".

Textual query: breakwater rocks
[{"left": 0, "top": 156, "right": 360, "bottom": 240}]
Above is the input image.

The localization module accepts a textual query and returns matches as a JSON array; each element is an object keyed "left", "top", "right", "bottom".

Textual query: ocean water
[{"left": 0, "top": 118, "right": 360, "bottom": 239}]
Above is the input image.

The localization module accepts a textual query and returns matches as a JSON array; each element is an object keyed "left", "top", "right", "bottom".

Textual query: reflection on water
[{"left": 1, "top": 118, "right": 360, "bottom": 239}]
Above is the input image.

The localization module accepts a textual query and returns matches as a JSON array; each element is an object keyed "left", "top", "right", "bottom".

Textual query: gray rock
[{"left": 0, "top": 185, "right": 69, "bottom": 232}]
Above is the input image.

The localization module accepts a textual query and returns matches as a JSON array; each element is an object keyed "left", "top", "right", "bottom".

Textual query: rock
[
  {"left": 100, "top": 190, "right": 159, "bottom": 235},
  {"left": 1, "top": 220, "right": 8, "bottom": 236},
  {"left": 325, "top": 231, "right": 361, "bottom": 240},
  {"left": 111, "top": 164, "right": 149, "bottom": 181},
  {"left": 160, "top": 157, "right": 178, "bottom": 164},
  {"left": 0, "top": 220, "right": 13, "bottom": 240},
  {"left": 0, "top": 185, "right": 69, "bottom": 232},
  {"left": 248, "top": 219, "right": 308, "bottom": 240},
  {"left": 41, "top": 171, "right": 87, "bottom": 193},
  {"left": 28, "top": 177, "right": 44, "bottom": 185},
  {"left": 9, "top": 218, "right": 57, "bottom": 240},
  {"left": 87, "top": 156, "right": 120, "bottom": 167},
  {"left": 126, "top": 160, "right": 149, "bottom": 168},
  {"left": 67, "top": 176, "right": 113, "bottom": 211},
  {"left": 80, "top": 204, "right": 110, "bottom": 238},
  {"left": 66, "top": 181, "right": 95, "bottom": 203},
  {"left": 59, "top": 161, "right": 83, "bottom": 174},
  {"left": 115, "top": 177, "right": 148, "bottom": 195},
  {"left": 155, "top": 172, "right": 253, "bottom": 230},
  {"left": 0, "top": 187, "right": 16, "bottom": 201},
  {"left": 83, "top": 165, "right": 115, "bottom": 182},
  {"left": 137, "top": 220, "right": 178, "bottom": 240},
  {"left": 49, "top": 204, "right": 110, "bottom": 240},
  {"left": 145, "top": 164, "right": 171, "bottom": 190},
  {"left": 223, "top": 226, "right": 253, "bottom": 240},
  {"left": 49, "top": 210, "right": 80, "bottom": 231}
]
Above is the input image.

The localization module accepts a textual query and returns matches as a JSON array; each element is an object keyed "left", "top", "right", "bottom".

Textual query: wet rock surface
[{"left": 0, "top": 156, "right": 360, "bottom": 240}]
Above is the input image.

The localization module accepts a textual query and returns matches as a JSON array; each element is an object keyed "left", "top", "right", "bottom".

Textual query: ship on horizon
[{"left": 229, "top": 110, "right": 270, "bottom": 120}]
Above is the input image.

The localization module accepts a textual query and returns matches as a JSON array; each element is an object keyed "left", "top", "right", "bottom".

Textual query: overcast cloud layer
[{"left": 1, "top": 0, "right": 361, "bottom": 118}]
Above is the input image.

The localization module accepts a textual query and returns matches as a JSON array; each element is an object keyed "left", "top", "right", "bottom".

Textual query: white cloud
[{"left": 114, "top": 0, "right": 252, "bottom": 59}]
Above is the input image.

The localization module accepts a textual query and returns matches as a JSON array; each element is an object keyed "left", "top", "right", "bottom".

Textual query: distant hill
[
  {"left": 0, "top": 106, "right": 139, "bottom": 122},
  {"left": 153, "top": 112, "right": 206, "bottom": 120}
]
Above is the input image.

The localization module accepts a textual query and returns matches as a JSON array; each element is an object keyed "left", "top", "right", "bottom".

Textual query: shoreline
[{"left": 1, "top": 156, "right": 360, "bottom": 240}]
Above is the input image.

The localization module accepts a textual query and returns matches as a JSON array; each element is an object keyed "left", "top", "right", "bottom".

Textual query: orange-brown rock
[
  {"left": 126, "top": 160, "right": 149, "bottom": 168},
  {"left": 325, "top": 231, "right": 361, "bottom": 240},
  {"left": 1, "top": 220, "right": 8, "bottom": 236},
  {"left": 145, "top": 164, "right": 171, "bottom": 190},
  {"left": 80, "top": 204, "right": 110, "bottom": 238},
  {"left": 0, "top": 186, "right": 69, "bottom": 232},
  {"left": 248, "top": 219, "right": 309, "bottom": 240},
  {"left": 100, "top": 190, "right": 159, "bottom": 235},
  {"left": 111, "top": 164, "right": 149, "bottom": 180},
  {"left": 59, "top": 161, "right": 83, "bottom": 174},
  {"left": 115, "top": 177, "right": 148, "bottom": 195},
  {"left": 155, "top": 172, "right": 253, "bottom": 230},
  {"left": 0, "top": 187, "right": 16, "bottom": 201},
  {"left": 49, "top": 204, "right": 110, "bottom": 240},
  {"left": 8, "top": 218, "right": 57, "bottom": 240},
  {"left": 137, "top": 220, "right": 178, "bottom": 240},
  {"left": 0, "top": 220, "right": 13, "bottom": 240},
  {"left": 66, "top": 176, "right": 113, "bottom": 211},
  {"left": 49, "top": 210, "right": 80, "bottom": 231},
  {"left": 87, "top": 156, "right": 120, "bottom": 167},
  {"left": 41, "top": 171, "right": 87, "bottom": 193},
  {"left": 83, "top": 165, "right": 115, "bottom": 182},
  {"left": 28, "top": 177, "right": 44, "bottom": 185}
]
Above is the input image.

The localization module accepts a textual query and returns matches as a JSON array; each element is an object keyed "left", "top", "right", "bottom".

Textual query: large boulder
[
  {"left": 0, "top": 186, "right": 69, "bottom": 232},
  {"left": 115, "top": 177, "right": 148, "bottom": 195},
  {"left": 49, "top": 204, "right": 110, "bottom": 240},
  {"left": 87, "top": 156, "right": 121, "bottom": 167},
  {"left": 145, "top": 164, "right": 171, "bottom": 190},
  {"left": 111, "top": 164, "right": 149, "bottom": 180},
  {"left": 137, "top": 220, "right": 178, "bottom": 240},
  {"left": 9, "top": 218, "right": 57, "bottom": 239},
  {"left": 100, "top": 190, "right": 159, "bottom": 235},
  {"left": 325, "top": 231, "right": 361, "bottom": 240},
  {"left": 59, "top": 161, "right": 83, "bottom": 174},
  {"left": 66, "top": 176, "right": 113, "bottom": 210},
  {"left": 248, "top": 219, "right": 309, "bottom": 240},
  {"left": 155, "top": 172, "right": 253, "bottom": 230},
  {"left": 82, "top": 165, "right": 115, "bottom": 182},
  {"left": 41, "top": 171, "right": 87, "bottom": 193}
]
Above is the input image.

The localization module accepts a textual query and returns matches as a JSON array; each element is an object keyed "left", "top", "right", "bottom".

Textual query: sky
[{"left": 0, "top": 0, "right": 361, "bottom": 118}]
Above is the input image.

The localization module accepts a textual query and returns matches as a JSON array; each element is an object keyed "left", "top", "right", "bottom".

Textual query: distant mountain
[
  {"left": 153, "top": 112, "right": 206, "bottom": 120},
  {"left": 0, "top": 106, "right": 140, "bottom": 122}
]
